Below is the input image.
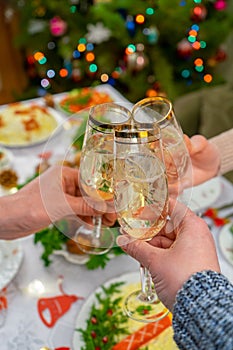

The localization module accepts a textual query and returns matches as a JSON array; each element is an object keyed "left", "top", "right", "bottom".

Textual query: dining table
[{"left": 0, "top": 85, "right": 233, "bottom": 350}]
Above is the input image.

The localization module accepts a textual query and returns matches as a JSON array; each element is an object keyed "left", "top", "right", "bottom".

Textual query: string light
[
  {"left": 38, "top": 56, "right": 47, "bottom": 64},
  {"left": 89, "top": 64, "right": 97, "bottom": 73},
  {"left": 77, "top": 43, "right": 86, "bottom": 52},
  {"left": 34, "top": 51, "right": 44, "bottom": 61},
  {"left": 188, "top": 35, "right": 196, "bottom": 43},
  {"left": 192, "top": 41, "right": 201, "bottom": 50},
  {"left": 191, "top": 24, "right": 199, "bottom": 31},
  {"left": 194, "top": 58, "right": 203, "bottom": 66},
  {"left": 59, "top": 68, "right": 69, "bottom": 77},
  {"left": 135, "top": 14, "right": 145, "bottom": 24},
  {"left": 86, "top": 43, "right": 94, "bottom": 51},
  {"left": 47, "top": 69, "right": 55, "bottom": 78},
  {"left": 86, "top": 52, "right": 95, "bottom": 62},
  {"left": 204, "top": 74, "right": 213, "bottom": 83},
  {"left": 100, "top": 73, "right": 109, "bottom": 82},
  {"left": 181, "top": 69, "right": 190, "bottom": 78},
  {"left": 73, "top": 50, "right": 81, "bottom": 58},
  {"left": 79, "top": 38, "right": 87, "bottom": 44},
  {"left": 112, "top": 70, "right": 120, "bottom": 79},
  {"left": 41, "top": 78, "right": 50, "bottom": 88},
  {"left": 179, "top": 1, "right": 186, "bottom": 6},
  {"left": 189, "top": 29, "right": 197, "bottom": 36},
  {"left": 70, "top": 5, "right": 76, "bottom": 13},
  {"left": 125, "top": 44, "right": 136, "bottom": 55},
  {"left": 195, "top": 65, "right": 204, "bottom": 72},
  {"left": 47, "top": 41, "right": 56, "bottom": 50},
  {"left": 200, "top": 40, "right": 207, "bottom": 48},
  {"left": 146, "top": 8, "right": 154, "bottom": 15}
]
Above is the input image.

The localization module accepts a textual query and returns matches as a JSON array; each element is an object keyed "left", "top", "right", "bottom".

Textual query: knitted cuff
[
  {"left": 210, "top": 128, "right": 233, "bottom": 176},
  {"left": 172, "top": 270, "right": 233, "bottom": 350}
]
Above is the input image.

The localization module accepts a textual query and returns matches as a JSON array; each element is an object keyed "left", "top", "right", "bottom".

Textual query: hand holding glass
[
  {"left": 76, "top": 103, "right": 131, "bottom": 255},
  {"left": 114, "top": 123, "right": 169, "bottom": 322},
  {"left": 132, "top": 97, "right": 191, "bottom": 191}
]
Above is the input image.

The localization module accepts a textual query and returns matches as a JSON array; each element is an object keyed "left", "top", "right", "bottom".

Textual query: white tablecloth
[{"left": 0, "top": 90, "right": 233, "bottom": 349}]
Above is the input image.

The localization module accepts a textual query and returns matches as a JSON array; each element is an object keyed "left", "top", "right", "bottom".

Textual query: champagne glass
[
  {"left": 114, "top": 123, "right": 169, "bottom": 322},
  {"left": 75, "top": 102, "right": 131, "bottom": 255},
  {"left": 132, "top": 97, "right": 192, "bottom": 196}
]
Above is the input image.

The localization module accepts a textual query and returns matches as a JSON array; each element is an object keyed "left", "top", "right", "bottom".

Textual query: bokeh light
[{"left": 59, "top": 68, "right": 69, "bottom": 77}]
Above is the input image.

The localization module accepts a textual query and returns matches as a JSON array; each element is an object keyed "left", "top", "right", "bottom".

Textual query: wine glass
[
  {"left": 114, "top": 123, "right": 169, "bottom": 322},
  {"left": 132, "top": 97, "right": 192, "bottom": 197},
  {"left": 75, "top": 102, "right": 131, "bottom": 255}
]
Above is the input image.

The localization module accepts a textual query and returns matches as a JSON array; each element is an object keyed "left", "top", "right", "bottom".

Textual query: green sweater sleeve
[{"left": 172, "top": 270, "right": 233, "bottom": 350}]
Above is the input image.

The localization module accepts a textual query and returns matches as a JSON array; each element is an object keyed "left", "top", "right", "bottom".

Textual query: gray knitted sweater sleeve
[{"left": 172, "top": 270, "right": 233, "bottom": 350}]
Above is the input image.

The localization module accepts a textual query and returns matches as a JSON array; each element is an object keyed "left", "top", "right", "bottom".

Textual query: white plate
[
  {"left": 0, "top": 147, "right": 14, "bottom": 169},
  {"left": 53, "top": 248, "right": 89, "bottom": 265},
  {"left": 73, "top": 271, "right": 177, "bottom": 350},
  {"left": 219, "top": 223, "right": 233, "bottom": 266},
  {"left": 53, "top": 247, "right": 115, "bottom": 265},
  {"left": 0, "top": 240, "right": 23, "bottom": 290},
  {"left": 180, "top": 177, "right": 222, "bottom": 212},
  {"left": 0, "top": 102, "right": 65, "bottom": 148}
]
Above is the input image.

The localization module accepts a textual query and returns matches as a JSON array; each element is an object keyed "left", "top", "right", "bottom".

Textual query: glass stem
[
  {"left": 139, "top": 265, "right": 156, "bottom": 302},
  {"left": 92, "top": 215, "right": 102, "bottom": 239}
]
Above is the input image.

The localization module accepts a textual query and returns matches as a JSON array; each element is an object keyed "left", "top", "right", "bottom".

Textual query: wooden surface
[{"left": 0, "top": 3, "right": 28, "bottom": 105}]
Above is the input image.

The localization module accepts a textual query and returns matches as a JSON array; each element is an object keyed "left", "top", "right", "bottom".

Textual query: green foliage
[
  {"left": 12, "top": 0, "right": 233, "bottom": 101},
  {"left": 34, "top": 224, "right": 125, "bottom": 269},
  {"left": 76, "top": 282, "right": 129, "bottom": 349},
  {"left": 34, "top": 223, "right": 69, "bottom": 266}
]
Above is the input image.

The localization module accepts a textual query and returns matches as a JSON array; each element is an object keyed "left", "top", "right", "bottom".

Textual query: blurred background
[
  {"left": 1, "top": 0, "right": 233, "bottom": 180},
  {"left": 1, "top": 0, "right": 233, "bottom": 102}
]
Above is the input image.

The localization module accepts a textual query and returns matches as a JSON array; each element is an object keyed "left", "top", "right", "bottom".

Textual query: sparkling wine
[
  {"left": 114, "top": 153, "right": 168, "bottom": 240},
  {"left": 161, "top": 126, "right": 190, "bottom": 183},
  {"left": 80, "top": 134, "right": 114, "bottom": 201}
]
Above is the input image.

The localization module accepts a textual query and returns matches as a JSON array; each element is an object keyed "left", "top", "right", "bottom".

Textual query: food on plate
[
  {"left": 58, "top": 87, "right": 113, "bottom": 114},
  {"left": 0, "top": 169, "right": 18, "bottom": 188},
  {"left": 76, "top": 280, "right": 177, "bottom": 349},
  {"left": 0, "top": 103, "right": 59, "bottom": 146},
  {"left": 43, "top": 93, "right": 55, "bottom": 108},
  {"left": 112, "top": 316, "right": 172, "bottom": 350}
]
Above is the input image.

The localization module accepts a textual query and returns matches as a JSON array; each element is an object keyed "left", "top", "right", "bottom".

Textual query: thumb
[
  {"left": 117, "top": 235, "right": 161, "bottom": 270},
  {"left": 189, "top": 134, "right": 208, "bottom": 155}
]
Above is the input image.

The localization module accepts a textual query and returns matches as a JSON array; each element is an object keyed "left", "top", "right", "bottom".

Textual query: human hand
[
  {"left": 3, "top": 166, "right": 116, "bottom": 239},
  {"left": 184, "top": 134, "right": 220, "bottom": 187},
  {"left": 117, "top": 200, "right": 220, "bottom": 311},
  {"left": 32, "top": 165, "right": 116, "bottom": 225}
]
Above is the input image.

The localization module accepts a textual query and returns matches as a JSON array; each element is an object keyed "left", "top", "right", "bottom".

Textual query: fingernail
[
  {"left": 116, "top": 235, "right": 130, "bottom": 247},
  {"left": 165, "top": 221, "right": 174, "bottom": 233}
]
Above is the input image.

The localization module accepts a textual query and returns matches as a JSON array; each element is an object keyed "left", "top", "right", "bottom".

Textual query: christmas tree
[{"left": 11, "top": 0, "right": 233, "bottom": 102}]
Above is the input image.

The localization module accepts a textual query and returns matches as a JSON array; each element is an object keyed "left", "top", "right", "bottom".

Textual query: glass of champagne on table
[
  {"left": 114, "top": 122, "right": 169, "bottom": 322},
  {"left": 132, "top": 97, "right": 192, "bottom": 197},
  {"left": 75, "top": 102, "right": 131, "bottom": 255}
]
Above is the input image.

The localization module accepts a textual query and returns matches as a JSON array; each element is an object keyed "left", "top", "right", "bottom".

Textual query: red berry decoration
[
  {"left": 107, "top": 309, "right": 113, "bottom": 316},
  {"left": 102, "top": 336, "right": 108, "bottom": 343},
  {"left": 91, "top": 316, "right": 97, "bottom": 324},
  {"left": 143, "top": 309, "right": 150, "bottom": 315},
  {"left": 190, "top": 5, "right": 207, "bottom": 22},
  {"left": 91, "top": 330, "right": 97, "bottom": 338}
]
